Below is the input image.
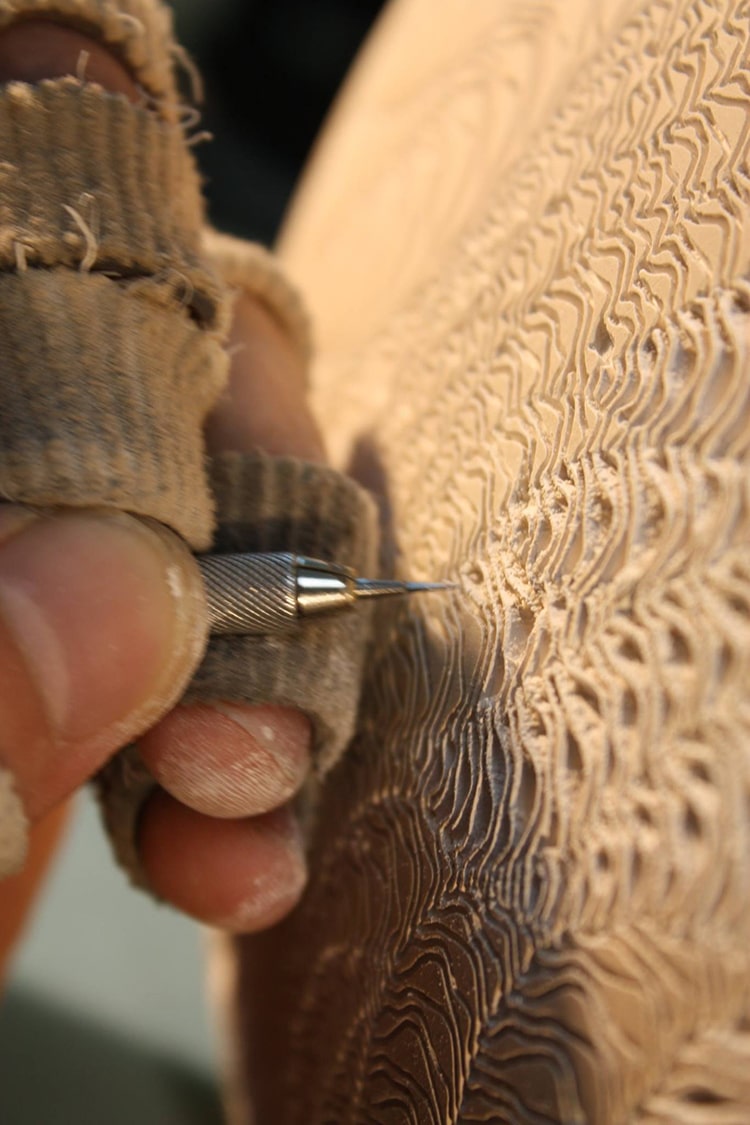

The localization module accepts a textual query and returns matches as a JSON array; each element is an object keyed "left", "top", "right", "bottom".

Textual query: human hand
[{"left": 0, "top": 20, "right": 326, "bottom": 959}]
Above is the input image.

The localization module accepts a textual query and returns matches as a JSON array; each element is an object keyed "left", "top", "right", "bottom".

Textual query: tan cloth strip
[
  {"left": 0, "top": 79, "right": 232, "bottom": 548},
  {"left": 0, "top": 80, "right": 221, "bottom": 308},
  {"left": 0, "top": 269, "right": 228, "bottom": 546}
]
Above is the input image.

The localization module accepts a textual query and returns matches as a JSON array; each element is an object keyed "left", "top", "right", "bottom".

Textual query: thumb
[{"left": 0, "top": 506, "right": 207, "bottom": 820}]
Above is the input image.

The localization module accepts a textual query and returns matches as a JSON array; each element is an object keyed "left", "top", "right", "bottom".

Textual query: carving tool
[{"left": 198, "top": 552, "right": 455, "bottom": 636}]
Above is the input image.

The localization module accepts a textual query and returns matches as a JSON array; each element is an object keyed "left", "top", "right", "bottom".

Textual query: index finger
[{"left": 205, "top": 291, "right": 326, "bottom": 463}]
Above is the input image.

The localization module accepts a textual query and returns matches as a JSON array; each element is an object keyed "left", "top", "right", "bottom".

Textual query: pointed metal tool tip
[
  {"left": 403, "top": 581, "right": 459, "bottom": 593},
  {"left": 354, "top": 577, "right": 458, "bottom": 602}
]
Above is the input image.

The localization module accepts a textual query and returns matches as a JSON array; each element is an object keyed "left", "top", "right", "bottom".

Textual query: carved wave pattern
[{"left": 237, "top": 1, "right": 750, "bottom": 1121}]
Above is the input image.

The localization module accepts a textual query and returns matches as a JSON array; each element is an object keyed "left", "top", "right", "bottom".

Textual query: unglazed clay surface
[{"left": 231, "top": 1, "right": 750, "bottom": 1121}]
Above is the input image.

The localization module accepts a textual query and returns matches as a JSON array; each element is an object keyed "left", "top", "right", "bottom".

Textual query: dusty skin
[{"left": 222, "top": 1, "right": 750, "bottom": 1122}]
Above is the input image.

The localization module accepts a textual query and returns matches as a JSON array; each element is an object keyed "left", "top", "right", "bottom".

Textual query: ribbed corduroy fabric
[
  {"left": 0, "top": 79, "right": 219, "bottom": 288},
  {"left": 0, "top": 269, "right": 228, "bottom": 542},
  {"left": 0, "top": 80, "right": 229, "bottom": 547}
]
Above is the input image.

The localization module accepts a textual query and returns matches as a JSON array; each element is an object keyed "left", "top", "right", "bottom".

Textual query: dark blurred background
[{"left": 171, "top": 0, "right": 385, "bottom": 243}]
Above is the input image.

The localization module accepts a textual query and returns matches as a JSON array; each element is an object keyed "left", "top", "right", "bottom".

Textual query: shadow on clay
[
  {"left": 347, "top": 429, "right": 487, "bottom": 716},
  {"left": 348, "top": 430, "right": 398, "bottom": 577}
]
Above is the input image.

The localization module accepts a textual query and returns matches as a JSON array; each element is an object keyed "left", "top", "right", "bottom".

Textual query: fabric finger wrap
[
  {"left": 0, "top": 0, "right": 376, "bottom": 884},
  {"left": 98, "top": 453, "right": 378, "bottom": 893}
]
